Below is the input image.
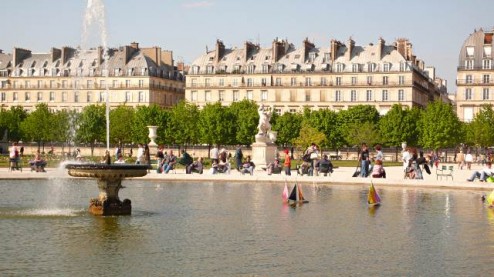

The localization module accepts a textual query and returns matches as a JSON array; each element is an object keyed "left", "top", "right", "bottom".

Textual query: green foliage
[
  {"left": 75, "top": 104, "right": 106, "bottom": 154},
  {"left": 167, "top": 101, "right": 200, "bottom": 145},
  {"left": 198, "top": 102, "right": 235, "bottom": 146},
  {"left": 418, "top": 100, "right": 462, "bottom": 150},
  {"left": 272, "top": 112, "right": 302, "bottom": 146},
  {"left": 345, "top": 122, "right": 380, "bottom": 148},
  {"left": 110, "top": 105, "right": 135, "bottom": 146},
  {"left": 229, "top": 99, "right": 258, "bottom": 145},
  {"left": 0, "top": 106, "right": 27, "bottom": 141},
  {"left": 302, "top": 108, "right": 342, "bottom": 149},
  {"left": 20, "top": 103, "right": 53, "bottom": 148},
  {"left": 292, "top": 121, "right": 326, "bottom": 151},
  {"left": 337, "top": 105, "right": 380, "bottom": 146},
  {"left": 51, "top": 109, "right": 73, "bottom": 145},
  {"left": 131, "top": 105, "right": 169, "bottom": 145},
  {"left": 378, "top": 104, "right": 420, "bottom": 147},
  {"left": 465, "top": 104, "right": 494, "bottom": 147}
]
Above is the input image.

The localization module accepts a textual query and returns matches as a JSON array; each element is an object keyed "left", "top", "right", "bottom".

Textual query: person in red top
[{"left": 283, "top": 149, "right": 291, "bottom": 176}]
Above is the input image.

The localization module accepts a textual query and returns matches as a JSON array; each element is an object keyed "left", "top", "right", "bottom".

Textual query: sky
[{"left": 3, "top": 0, "right": 494, "bottom": 93}]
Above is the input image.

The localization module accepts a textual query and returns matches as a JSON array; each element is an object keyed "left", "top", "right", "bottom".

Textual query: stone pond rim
[{"left": 65, "top": 163, "right": 151, "bottom": 178}]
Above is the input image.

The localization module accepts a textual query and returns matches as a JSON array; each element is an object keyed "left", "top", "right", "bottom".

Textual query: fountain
[{"left": 65, "top": 0, "right": 149, "bottom": 216}]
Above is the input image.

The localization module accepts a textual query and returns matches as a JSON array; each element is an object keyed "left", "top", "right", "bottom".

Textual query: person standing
[
  {"left": 135, "top": 144, "right": 144, "bottom": 164},
  {"left": 234, "top": 146, "right": 243, "bottom": 171},
  {"left": 465, "top": 151, "right": 473, "bottom": 170},
  {"left": 283, "top": 149, "right": 291, "bottom": 176},
  {"left": 402, "top": 147, "right": 411, "bottom": 178},
  {"left": 359, "top": 143, "right": 370, "bottom": 177},
  {"left": 210, "top": 145, "right": 219, "bottom": 164},
  {"left": 457, "top": 150, "right": 465, "bottom": 170}
]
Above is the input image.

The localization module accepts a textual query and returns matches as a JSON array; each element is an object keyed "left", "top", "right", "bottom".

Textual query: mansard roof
[{"left": 458, "top": 28, "right": 494, "bottom": 67}]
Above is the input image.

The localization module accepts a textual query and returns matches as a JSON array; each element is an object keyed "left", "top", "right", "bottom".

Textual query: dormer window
[
  {"left": 483, "top": 60, "right": 492, "bottom": 70},
  {"left": 262, "top": 64, "right": 269, "bottom": 73},
  {"left": 277, "top": 64, "right": 284, "bottom": 72},
  {"left": 484, "top": 46, "right": 492, "bottom": 58},
  {"left": 335, "top": 63, "right": 344, "bottom": 72},
  {"left": 351, "top": 63, "right": 362, "bottom": 73},
  {"left": 308, "top": 52, "right": 316, "bottom": 63},
  {"left": 323, "top": 53, "right": 330, "bottom": 63},
  {"left": 368, "top": 63, "right": 376, "bottom": 72},
  {"left": 206, "top": 65, "right": 214, "bottom": 74},
  {"left": 247, "top": 64, "right": 255, "bottom": 74},
  {"left": 466, "top": 46, "right": 474, "bottom": 58},
  {"left": 383, "top": 63, "right": 391, "bottom": 72},
  {"left": 208, "top": 56, "right": 214, "bottom": 61}
]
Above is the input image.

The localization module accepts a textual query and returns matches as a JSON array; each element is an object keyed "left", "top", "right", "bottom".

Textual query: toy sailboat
[
  {"left": 288, "top": 183, "right": 309, "bottom": 204},
  {"left": 484, "top": 190, "right": 494, "bottom": 207},
  {"left": 282, "top": 182, "right": 289, "bottom": 203},
  {"left": 367, "top": 183, "right": 381, "bottom": 206}
]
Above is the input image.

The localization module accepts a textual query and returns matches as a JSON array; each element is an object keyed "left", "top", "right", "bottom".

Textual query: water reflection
[{"left": 1, "top": 180, "right": 494, "bottom": 275}]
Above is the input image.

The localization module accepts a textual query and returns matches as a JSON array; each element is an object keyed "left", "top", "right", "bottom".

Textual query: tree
[
  {"left": 110, "top": 105, "right": 135, "bottom": 146},
  {"left": 198, "top": 102, "right": 235, "bottom": 146},
  {"left": 302, "top": 108, "right": 342, "bottom": 149},
  {"left": 272, "top": 112, "right": 302, "bottom": 147},
  {"left": 0, "top": 106, "right": 27, "bottom": 141},
  {"left": 131, "top": 105, "right": 169, "bottom": 145},
  {"left": 229, "top": 99, "right": 258, "bottom": 145},
  {"left": 465, "top": 104, "right": 494, "bottom": 148},
  {"left": 418, "top": 100, "right": 463, "bottom": 150},
  {"left": 20, "top": 103, "right": 53, "bottom": 151},
  {"left": 292, "top": 121, "right": 326, "bottom": 152},
  {"left": 379, "top": 104, "right": 421, "bottom": 147},
  {"left": 166, "top": 101, "right": 200, "bottom": 146},
  {"left": 75, "top": 104, "right": 106, "bottom": 156},
  {"left": 51, "top": 109, "right": 76, "bottom": 153},
  {"left": 337, "top": 105, "right": 380, "bottom": 147},
  {"left": 345, "top": 122, "right": 380, "bottom": 149}
]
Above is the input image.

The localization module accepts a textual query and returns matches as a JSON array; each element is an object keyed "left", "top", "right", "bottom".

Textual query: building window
[
  {"left": 13, "top": 92, "right": 18, "bottom": 101},
  {"left": 112, "top": 80, "right": 118, "bottom": 88},
  {"left": 350, "top": 90, "right": 357, "bottom": 102},
  {"left": 247, "top": 78, "right": 253, "bottom": 87},
  {"left": 352, "top": 64, "right": 361, "bottom": 73},
  {"left": 62, "top": 92, "right": 67, "bottom": 102},
  {"left": 247, "top": 64, "right": 255, "bottom": 74},
  {"left": 399, "top": 76, "right": 405, "bottom": 85},
  {"left": 305, "top": 77, "right": 311, "bottom": 86},
  {"left": 232, "top": 79, "right": 238, "bottom": 87},
  {"left": 233, "top": 90, "right": 239, "bottom": 102},
  {"left": 398, "top": 89, "right": 405, "bottom": 101},
  {"left": 246, "top": 90, "right": 253, "bottom": 100},
  {"left": 466, "top": 46, "right": 474, "bottom": 58},
  {"left": 465, "top": 88, "right": 472, "bottom": 100},
  {"left": 261, "top": 90, "right": 268, "bottom": 101},
  {"left": 368, "top": 63, "right": 376, "bottom": 72},
  {"left": 464, "top": 107, "right": 474, "bottom": 122},
  {"left": 219, "top": 78, "right": 224, "bottom": 86},
  {"left": 206, "top": 65, "right": 214, "bottom": 74},
  {"left": 219, "top": 90, "right": 225, "bottom": 101},
  {"left": 366, "top": 90, "right": 372, "bottom": 101},
  {"left": 382, "top": 90, "right": 388, "bottom": 101},
  {"left": 483, "top": 88, "right": 490, "bottom": 100},
  {"left": 320, "top": 77, "right": 327, "bottom": 86},
  {"left": 465, "top": 60, "right": 474, "bottom": 70},
  {"left": 49, "top": 80, "right": 55, "bottom": 89},
  {"left": 262, "top": 64, "right": 269, "bottom": 73},
  {"left": 290, "top": 77, "right": 297, "bottom": 86},
  {"left": 125, "top": 91, "right": 131, "bottom": 102},
  {"left": 205, "top": 78, "right": 211, "bottom": 87},
  {"left": 61, "top": 80, "right": 67, "bottom": 88},
  {"left": 1, "top": 92, "right": 5, "bottom": 102},
  {"left": 191, "top": 66, "right": 199, "bottom": 74},
  {"left": 261, "top": 78, "right": 267, "bottom": 86},
  {"left": 336, "top": 77, "right": 342, "bottom": 86},
  {"left": 139, "top": 80, "right": 144, "bottom": 88},
  {"left": 308, "top": 52, "right": 316, "bottom": 62},
  {"left": 382, "top": 76, "right": 389, "bottom": 85},
  {"left": 367, "top": 76, "right": 373, "bottom": 85},
  {"left": 86, "top": 92, "right": 91, "bottom": 102},
  {"left": 336, "top": 63, "right": 344, "bottom": 72},
  {"left": 400, "top": 62, "right": 406, "bottom": 71},
  {"left": 483, "top": 60, "right": 492, "bottom": 70},
  {"left": 191, "top": 91, "right": 197, "bottom": 101},
  {"left": 36, "top": 91, "right": 42, "bottom": 102},
  {"left": 276, "top": 64, "right": 284, "bottom": 72},
  {"left": 275, "top": 78, "right": 281, "bottom": 86},
  {"left": 466, "top": 75, "right": 473, "bottom": 84},
  {"left": 484, "top": 46, "right": 492, "bottom": 58},
  {"left": 335, "top": 90, "right": 341, "bottom": 102},
  {"left": 50, "top": 91, "right": 55, "bottom": 101},
  {"left": 205, "top": 90, "right": 211, "bottom": 102},
  {"left": 305, "top": 92, "right": 311, "bottom": 102},
  {"left": 383, "top": 63, "right": 390, "bottom": 72},
  {"left": 25, "top": 92, "right": 30, "bottom": 101},
  {"left": 483, "top": 74, "right": 490, "bottom": 84},
  {"left": 190, "top": 79, "right": 197, "bottom": 88},
  {"left": 138, "top": 91, "right": 144, "bottom": 102},
  {"left": 351, "top": 77, "right": 357, "bottom": 85},
  {"left": 324, "top": 53, "right": 330, "bottom": 63},
  {"left": 100, "top": 80, "right": 106, "bottom": 88}
]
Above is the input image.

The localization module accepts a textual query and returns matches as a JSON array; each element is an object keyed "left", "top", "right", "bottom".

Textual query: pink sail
[{"left": 282, "top": 183, "right": 289, "bottom": 203}]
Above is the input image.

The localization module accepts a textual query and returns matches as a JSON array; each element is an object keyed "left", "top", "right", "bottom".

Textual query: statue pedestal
[{"left": 252, "top": 135, "right": 277, "bottom": 170}]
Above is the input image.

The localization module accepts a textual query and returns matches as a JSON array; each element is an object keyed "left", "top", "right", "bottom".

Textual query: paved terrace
[{"left": 1, "top": 163, "right": 494, "bottom": 192}]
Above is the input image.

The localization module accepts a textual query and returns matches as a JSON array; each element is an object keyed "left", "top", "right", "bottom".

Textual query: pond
[{"left": 0, "top": 179, "right": 493, "bottom": 276}]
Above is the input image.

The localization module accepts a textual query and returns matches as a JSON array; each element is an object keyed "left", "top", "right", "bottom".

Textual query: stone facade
[
  {"left": 0, "top": 42, "right": 185, "bottom": 112},
  {"left": 186, "top": 37, "right": 448, "bottom": 115},
  {"left": 456, "top": 28, "right": 494, "bottom": 122}
]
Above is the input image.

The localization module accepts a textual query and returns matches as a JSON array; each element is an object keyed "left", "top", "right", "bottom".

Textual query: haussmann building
[{"left": 185, "top": 37, "right": 448, "bottom": 115}]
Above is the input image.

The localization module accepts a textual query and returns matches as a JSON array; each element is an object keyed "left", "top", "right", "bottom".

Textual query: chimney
[
  {"left": 130, "top": 42, "right": 139, "bottom": 50},
  {"left": 97, "top": 46, "right": 103, "bottom": 65},
  {"left": 345, "top": 38, "right": 354, "bottom": 60},
  {"left": 123, "top": 43, "right": 139, "bottom": 64},
  {"left": 330, "top": 39, "right": 341, "bottom": 63},
  {"left": 61, "top": 47, "right": 75, "bottom": 65},
  {"left": 51, "top": 47, "right": 61, "bottom": 62},
  {"left": 303, "top": 37, "right": 315, "bottom": 62},
  {"left": 215, "top": 39, "right": 225, "bottom": 62},
  {"left": 244, "top": 41, "right": 257, "bottom": 61},
  {"left": 272, "top": 38, "right": 284, "bottom": 62},
  {"left": 395, "top": 38, "right": 409, "bottom": 60},
  {"left": 13, "top": 47, "right": 32, "bottom": 67},
  {"left": 377, "top": 37, "right": 385, "bottom": 60},
  {"left": 141, "top": 46, "right": 162, "bottom": 66}
]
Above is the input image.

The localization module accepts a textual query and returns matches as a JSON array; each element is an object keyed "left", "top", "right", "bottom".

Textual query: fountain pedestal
[{"left": 66, "top": 164, "right": 149, "bottom": 216}]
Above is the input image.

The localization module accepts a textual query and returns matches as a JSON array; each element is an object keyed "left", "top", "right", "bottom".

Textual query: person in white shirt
[
  {"left": 402, "top": 147, "right": 411, "bottom": 178},
  {"left": 467, "top": 161, "right": 492, "bottom": 182},
  {"left": 210, "top": 146, "right": 219, "bottom": 164},
  {"left": 135, "top": 144, "right": 145, "bottom": 164}
]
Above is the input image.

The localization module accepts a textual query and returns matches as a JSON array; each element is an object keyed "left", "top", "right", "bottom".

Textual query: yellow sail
[
  {"left": 368, "top": 183, "right": 381, "bottom": 206},
  {"left": 486, "top": 190, "right": 494, "bottom": 207}
]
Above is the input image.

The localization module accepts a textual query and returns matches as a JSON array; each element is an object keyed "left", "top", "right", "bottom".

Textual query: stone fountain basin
[{"left": 66, "top": 164, "right": 151, "bottom": 179}]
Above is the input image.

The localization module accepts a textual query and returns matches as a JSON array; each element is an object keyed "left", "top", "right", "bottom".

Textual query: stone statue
[{"left": 257, "top": 104, "right": 272, "bottom": 136}]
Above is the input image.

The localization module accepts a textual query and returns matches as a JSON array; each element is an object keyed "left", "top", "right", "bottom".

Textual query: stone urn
[{"left": 147, "top": 126, "right": 158, "bottom": 147}]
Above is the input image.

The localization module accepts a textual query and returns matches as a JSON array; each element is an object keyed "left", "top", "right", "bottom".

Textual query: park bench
[{"left": 436, "top": 165, "right": 453, "bottom": 180}]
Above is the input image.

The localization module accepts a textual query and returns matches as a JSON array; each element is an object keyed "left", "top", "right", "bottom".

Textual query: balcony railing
[
  {"left": 187, "top": 80, "right": 412, "bottom": 89},
  {"left": 0, "top": 83, "right": 184, "bottom": 92},
  {"left": 456, "top": 79, "right": 494, "bottom": 86}
]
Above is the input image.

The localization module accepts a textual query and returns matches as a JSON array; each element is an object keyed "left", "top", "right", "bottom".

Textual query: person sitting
[
  {"left": 467, "top": 162, "right": 493, "bottom": 182},
  {"left": 266, "top": 158, "right": 282, "bottom": 175},
  {"left": 217, "top": 149, "right": 231, "bottom": 174},
  {"left": 241, "top": 156, "right": 255, "bottom": 175},
  {"left": 186, "top": 157, "right": 203, "bottom": 174},
  {"left": 30, "top": 150, "right": 47, "bottom": 172},
  {"left": 315, "top": 155, "right": 334, "bottom": 176},
  {"left": 371, "top": 159, "right": 386, "bottom": 178},
  {"left": 178, "top": 149, "right": 193, "bottom": 168},
  {"left": 162, "top": 150, "right": 177, "bottom": 174},
  {"left": 114, "top": 154, "right": 126, "bottom": 164}
]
